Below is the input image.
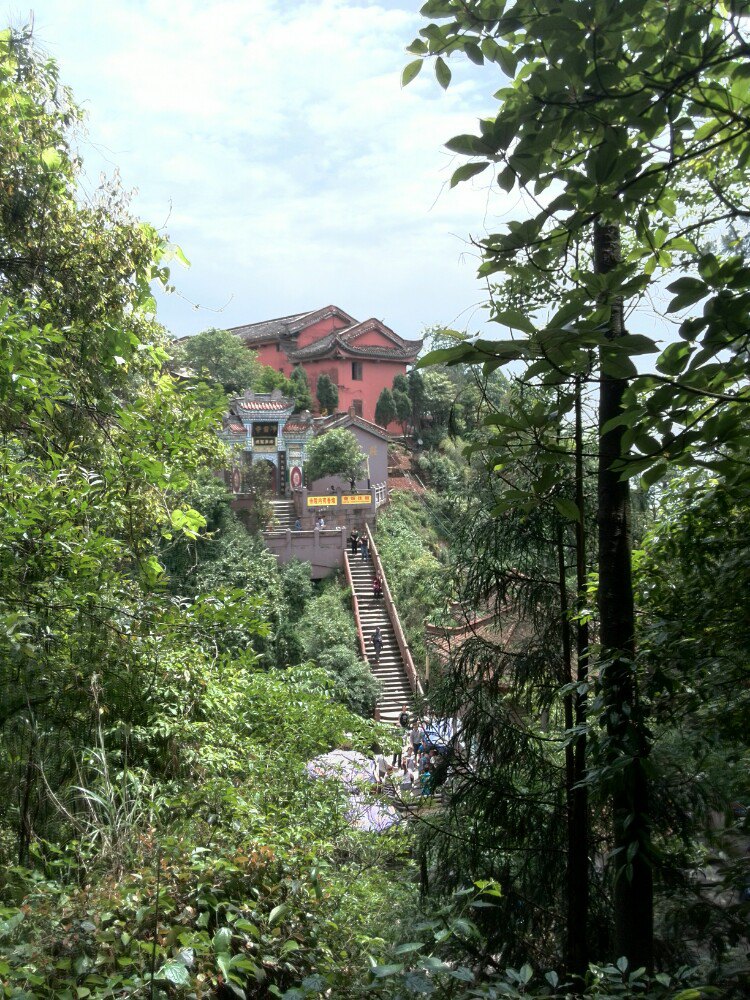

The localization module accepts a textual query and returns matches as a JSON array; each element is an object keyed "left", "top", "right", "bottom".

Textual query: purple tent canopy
[
  {"left": 305, "top": 749, "right": 375, "bottom": 788},
  {"left": 346, "top": 795, "right": 400, "bottom": 833}
]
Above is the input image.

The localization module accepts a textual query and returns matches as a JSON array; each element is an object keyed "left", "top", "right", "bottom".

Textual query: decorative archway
[{"left": 252, "top": 456, "right": 278, "bottom": 495}]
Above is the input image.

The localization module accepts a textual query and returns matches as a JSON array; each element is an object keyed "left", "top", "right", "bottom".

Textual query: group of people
[
  {"left": 373, "top": 707, "right": 447, "bottom": 799},
  {"left": 349, "top": 528, "right": 369, "bottom": 561}
]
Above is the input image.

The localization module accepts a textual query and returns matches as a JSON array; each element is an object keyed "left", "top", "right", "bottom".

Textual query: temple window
[{"left": 352, "top": 361, "right": 363, "bottom": 381}]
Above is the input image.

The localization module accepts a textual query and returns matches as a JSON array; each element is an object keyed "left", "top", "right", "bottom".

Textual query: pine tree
[
  {"left": 374, "top": 387, "right": 396, "bottom": 428},
  {"left": 316, "top": 373, "right": 338, "bottom": 414}
]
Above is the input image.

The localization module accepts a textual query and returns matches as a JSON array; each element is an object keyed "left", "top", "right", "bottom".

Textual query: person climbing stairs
[{"left": 345, "top": 549, "right": 415, "bottom": 724}]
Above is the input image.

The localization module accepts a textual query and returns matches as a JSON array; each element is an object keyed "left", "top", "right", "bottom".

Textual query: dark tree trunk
[
  {"left": 557, "top": 523, "right": 588, "bottom": 978},
  {"left": 595, "top": 220, "right": 653, "bottom": 970},
  {"left": 18, "top": 732, "right": 36, "bottom": 866},
  {"left": 567, "top": 378, "right": 590, "bottom": 978}
]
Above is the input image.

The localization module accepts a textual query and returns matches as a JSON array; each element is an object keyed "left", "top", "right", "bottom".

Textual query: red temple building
[{"left": 226, "top": 305, "right": 422, "bottom": 424}]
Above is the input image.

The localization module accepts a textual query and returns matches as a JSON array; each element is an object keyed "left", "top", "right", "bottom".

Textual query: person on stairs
[
  {"left": 349, "top": 527, "right": 360, "bottom": 554},
  {"left": 371, "top": 625, "right": 383, "bottom": 661},
  {"left": 372, "top": 574, "right": 383, "bottom": 599},
  {"left": 394, "top": 704, "right": 410, "bottom": 766},
  {"left": 360, "top": 533, "right": 369, "bottom": 561}
]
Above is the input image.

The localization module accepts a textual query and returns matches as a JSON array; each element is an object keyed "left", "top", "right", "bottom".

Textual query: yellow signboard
[
  {"left": 342, "top": 494, "right": 372, "bottom": 506},
  {"left": 307, "top": 495, "right": 338, "bottom": 507}
]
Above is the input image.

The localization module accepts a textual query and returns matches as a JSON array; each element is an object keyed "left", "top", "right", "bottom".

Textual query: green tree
[
  {"left": 393, "top": 388, "right": 412, "bottom": 436},
  {"left": 254, "top": 364, "right": 293, "bottom": 396},
  {"left": 408, "top": 0, "right": 750, "bottom": 971},
  {"left": 408, "top": 368, "right": 426, "bottom": 432},
  {"left": 304, "top": 428, "right": 365, "bottom": 486},
  {"left": 393, "top": 373, "right": 409, "bottom": 395},
  {"left": 289, "top": 365, "right": 313, "bottom": 412},
  {"left": 170, "top": 327, "right": 259, "bottom": 395},
  {"left": 374, "top": 387, "right": 396, "bottom": 428},
  {"left": 316, "top": 372, "right": 339, "bottom": 414},
  {"left": 0, "top": 28, "right": 225, "bottom": 863}
]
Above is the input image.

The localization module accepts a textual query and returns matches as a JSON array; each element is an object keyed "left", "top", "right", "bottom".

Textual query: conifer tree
[{"left": 375, "top": 387, "right": 397, "bottom": 428}]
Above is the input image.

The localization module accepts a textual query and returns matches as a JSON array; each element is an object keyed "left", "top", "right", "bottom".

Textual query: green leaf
[
  {"left": 435, "top": 56, "right": 451, "bottom": 89},
  {"left": 268, "top": 903, "right": 289, "bottom": 927},
  {"left": 640, "top": 462, "right": 667, "bottom": 490},
  {"left": 498, "top": 166, "right": 516, "bottom": 192},
  {"left": 495, "top": 46, "right": 518, "bottom": 78},
  {"left": 656, "top": 341, "right": 691, "bottom": 376},
  {"left": 372, "top": 963, "right": 405, "bottom": 977},
  {"left": 394, "top": 941, "right": 424, "bottom": 955},
  {"left": 553, "top": 498, "right": 581, "bottom": 522},
  {"left": 450, "top": 161, "right": 489, "bottom": 187},
  {"left": 666, "top": 276, "right": 708, "bottom": 312},
  {"left": 600, "top": 349, "right": 638, "bottom": 379},
  {"left": 402, "top": 59, "right": 423, "bottom": 87},
  {"left": 445, "top": 134, "right": 483, "bottom": 155},
  {"left": 617, "top": 334, "right": 658, "bottom": 355},
  {"left": 158, "top": 960, "right": 191, "bottom": 987},
  {"left": 493, "top": 310, "right": 536, "bottom": 334},
  {"left": 41, "top": 146, "right": 63, "bottom": 170},
  {"left": 213, "top": 926, "right": 232, "bottom": 953}
]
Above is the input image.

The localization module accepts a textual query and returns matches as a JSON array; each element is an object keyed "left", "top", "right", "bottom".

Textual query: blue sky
[{"left": 13, "top": 0, "right": 520, "bottom": 341}]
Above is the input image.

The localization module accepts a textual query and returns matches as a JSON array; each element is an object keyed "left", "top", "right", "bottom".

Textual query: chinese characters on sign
[
  {"left": 306, "top": 495, "right": 338, "bottom": 507},
  {"left": 252, "top": 421, "right": 277, "bottom": 447},
  {"left": 341, "top": 494, "right": 372, "bottom": 506}
]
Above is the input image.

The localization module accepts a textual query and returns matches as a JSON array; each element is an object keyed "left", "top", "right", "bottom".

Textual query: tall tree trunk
[
  {"left": 557, "top": 523, "right": 588, "bottom": 977},
  {"left": 595, "top": 220, "right": 653, "bottom": 969},
  {"left": 567, "top": 377, "right": 590, "bottom": 978}
]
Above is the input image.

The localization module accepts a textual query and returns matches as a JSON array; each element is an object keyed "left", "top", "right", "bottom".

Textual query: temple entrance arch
[{"left": 253, "top": 457, "right": 278, "bottom": 495}]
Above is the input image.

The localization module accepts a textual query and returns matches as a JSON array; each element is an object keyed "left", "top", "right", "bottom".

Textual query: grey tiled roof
[
  {"left": 226, "top": 305, "right": 422, "bottom": 360},
  {"left": 227, "top": 311, "right": 314, "bottom": 344},
  {"left": 316, "top": 412, "right": 392, "bottom": 441}
]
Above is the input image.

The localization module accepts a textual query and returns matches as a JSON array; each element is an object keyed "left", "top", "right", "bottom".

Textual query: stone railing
[
  {"left": 365, "top": 524, "right": 423, "bottom": 700},
  {"left": 262, "top": 527, "right": 347, "bottom": 578}
]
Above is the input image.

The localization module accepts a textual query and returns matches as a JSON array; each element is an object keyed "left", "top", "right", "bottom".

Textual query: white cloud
[{"left": 19, "top": 0, "right": 515, "bottom": 337}]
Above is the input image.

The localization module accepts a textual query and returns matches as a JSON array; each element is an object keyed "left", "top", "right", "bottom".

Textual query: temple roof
[
  {"left": 226, "top": 311, "right": 313, "bottom": 344},
  {"left": 227, "top": 305, "right": 422, "bottom": 362},
  {"left": 316, "top": 410, "right": 392, "bottom": 441},
  {"left": 227, "top": 306, "right": 356, "bottom": 345},
  {"left": 234, "top": 399, "right": 292, "bottom": 412}
]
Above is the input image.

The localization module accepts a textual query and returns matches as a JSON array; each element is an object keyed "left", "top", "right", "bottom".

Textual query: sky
[{"left": 11, "top": 0, "right": 520, "bottom": 342}]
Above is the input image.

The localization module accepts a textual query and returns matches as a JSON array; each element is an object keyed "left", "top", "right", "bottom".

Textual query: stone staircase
[
  {"left": 269, "top": 499, "right": 296, "bottom": 529},
  {"left": 345, "top": 551, "right": 414, "bottom": 724}
]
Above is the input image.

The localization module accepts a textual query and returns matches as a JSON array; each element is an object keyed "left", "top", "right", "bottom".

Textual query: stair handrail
[
  {"left": 365, "top": 524, "right": 424, "bottom": 699},
  {"left": 343, "top": 551, "right": 369, "bottom": 663}
]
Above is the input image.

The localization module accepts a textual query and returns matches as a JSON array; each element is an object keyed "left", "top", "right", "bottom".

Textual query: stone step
[{"left": 345, "top": 549, "right": 415, "bottom": 722}]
